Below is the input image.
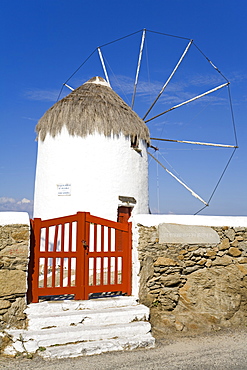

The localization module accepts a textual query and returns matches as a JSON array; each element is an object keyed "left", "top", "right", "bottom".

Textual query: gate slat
[
  {"left": 60, "top": 256, "right": 64, "bottom": 287},
  {"left": 68, "top": 257, "right": 72, "bottom": 287},
  {"left": 51, "top": 257, "right": 56, "bottom": 287}
]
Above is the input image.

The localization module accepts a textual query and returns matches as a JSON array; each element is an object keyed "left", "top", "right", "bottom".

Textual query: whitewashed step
[
  {"left": 8, "top": 321, "right": 152, "bottom": 353},
  {"left": 27, "top": 304, "right": 149, "bottom": 330},
  {"left": 26, "top": 296, "right": 138, "bottom": 315},
  {"left": 39, "top": 333, "right": 155, "bottom": 359}
]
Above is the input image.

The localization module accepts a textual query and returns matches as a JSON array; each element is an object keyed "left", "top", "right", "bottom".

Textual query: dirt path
[{"left": 1, "top": 328, "right": 247, "bottom": 369}]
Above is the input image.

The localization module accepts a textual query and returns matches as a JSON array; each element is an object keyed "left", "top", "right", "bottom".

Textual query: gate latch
[{"left": 82, "top": 240, "right": 89, "bottom": 252}]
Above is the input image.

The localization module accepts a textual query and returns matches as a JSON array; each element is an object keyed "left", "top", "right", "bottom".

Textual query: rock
[
  {"left": 0, "top": 244, "right": 28, "bottom": 258},
  {"left": 175, "top": 320, "right": 184, "bottom": 331},
  {"left": 222, "top": 226, "right": 229, "bottom": 230},
  {"left": 217, "top": 251, "right": 225, "bottom": 257},
  {"left": 0, "top": 300, "right": 11, "bottom": 314},
  {"left": 2, "top": 297, "right": 27, "bottom": 329},
  {"left": 198, "top": 258, "right": 207, "bottom": 265},
  {"left": 149, "top": 284, "right": 161, "bottom": 291},
  {"left": 206, "top": 249, "right": 217, "bottom": 258},
  {"left": 184, "top": 265, "right": 202, "bottom": 274},
  {"left": 219, "top": 238, "right": 230, "bottom": 251},
  {"left": 139, "top": 256, "right": 155, "bottom": 307},
  {"left": 159, "top": 297, "right": 176, "bottom": 310},
  {"left": 160, "top": 273, "right": 181, "bottom": 287},
  {"left": 228, "top": 247, "right": 242, "bottom": 257},
  {"left": 230, "top": 240, "right": 239, "bottom": 247},
  {"left": 236, "top": 264, "right": 247, "bottom": 276},
  {"left": 184, "top": 260, "right": 197, "bottom": 267},
  {"left": 211, "top": 255, "right": 233, "bottom": 266},
  {"left": 238, "top": 241, "right": 247, "bottom": 249},
  {"left": 0, "top": 270, "right": 27, "bottom": 296},
  {"left": 224, "top": 228, "right": 235, "bottom": 241},
  {"left": 193, "top": 248, "right": 206, "bottom": 256},
  {"left": 11, "top": 229, "right": 29, "bottom": 242},
  {"left": 159, "top": 288, "right": 179, "bottom": 310},
  {"left": 205, "top": 260, "right": 212, "bottom": 268},
  {"left": 177, "top": 265, "right": 245, "bottom": 320},
  {"left": 179, "top": 249, "right": 187, "bottom": 255},
  {"left": 154, "top": 257, "right": 178, "bottom": 266},
  {"left": 188, "top": 246, "right": 198, "bottom": 251},
  {"left": 238, "top": 257, "right": 247, "bottom": 264},
  {"left": 149, "top": 308, "right": 176, "bottom": 336}
]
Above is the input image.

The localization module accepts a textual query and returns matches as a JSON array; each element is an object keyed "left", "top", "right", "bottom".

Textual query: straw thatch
[{"left": 36, "top": 77, "right": 150, "bottom": 144}]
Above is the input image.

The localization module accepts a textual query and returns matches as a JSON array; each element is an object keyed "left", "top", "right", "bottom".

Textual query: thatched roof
[{"left": 36, "top": 76, "right": 150, "bottom": 144}]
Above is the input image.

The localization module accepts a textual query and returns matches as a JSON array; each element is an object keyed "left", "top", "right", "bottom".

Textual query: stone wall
[
  {"left": 0, "top": 218, "right": 30, "bottom": 330},
  {"left": 137, "top": 224, "right": 247, "bottom": 336}
]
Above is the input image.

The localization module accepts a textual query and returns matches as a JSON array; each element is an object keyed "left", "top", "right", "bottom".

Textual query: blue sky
[{"left": 1, "top": 0, "right": 246, "bottom": 217}]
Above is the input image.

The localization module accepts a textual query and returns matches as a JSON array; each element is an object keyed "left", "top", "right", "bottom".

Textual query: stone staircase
[{"left": 4, "top": 297, "right": 155, "bottom": 358}]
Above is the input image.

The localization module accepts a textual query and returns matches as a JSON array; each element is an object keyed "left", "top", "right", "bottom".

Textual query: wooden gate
[{"left": 27, "top": 212, "right": 132, "bottom": 303}]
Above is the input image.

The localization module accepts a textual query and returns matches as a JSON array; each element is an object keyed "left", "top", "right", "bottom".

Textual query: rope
[
  {"left": 103, "top": 55, "right": 131, "bottom": 106},
  {"left": 194, "top": 147, "right": 237, "bottom": 215},
  {"left": 156, "top": 152, "right": 160, "bottom": 213},
  {"left": 146, "top": 29, "right": 191, "bottom": 41},
  {"left": 64, "top": 49, "right": 97, "bottom": 84},
  {"left": 227, "top": 85, "right": 238, "bottom": 147},
  {"left": 98, "top": 29, "right": 143, "bottom": 48},
  {"left": 193, "top": 43, "right": 229, "bottom": 82},
  {"left": 56, "top": 48, "right": 97, "bottom": 101}
]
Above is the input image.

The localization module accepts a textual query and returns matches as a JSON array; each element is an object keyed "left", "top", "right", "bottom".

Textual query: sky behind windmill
[{"left": 1, "top": 0, "right": 247, "bottom": 217}]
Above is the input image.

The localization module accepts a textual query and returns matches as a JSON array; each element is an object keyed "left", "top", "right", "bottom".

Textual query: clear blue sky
[{"left": 1, "top": 0, "right": 246, "bottom": 217}]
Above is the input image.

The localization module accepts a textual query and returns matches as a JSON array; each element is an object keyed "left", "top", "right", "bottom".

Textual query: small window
[
  {"left": 131, "top": 135, "right": 138, "bottom": 148},
  {"left": 131, "top": 135, "right": 142, "bottom": 153}
]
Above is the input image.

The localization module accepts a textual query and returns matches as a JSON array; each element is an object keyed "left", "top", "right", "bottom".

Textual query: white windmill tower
[
  {"left": 34, "top": 29, "right": 238, "bottom": 219},
  {"left": 33, "top": 76, "right": 150, "bottom": 221}
]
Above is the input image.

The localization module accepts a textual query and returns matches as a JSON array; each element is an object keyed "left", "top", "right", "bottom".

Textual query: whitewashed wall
[{"left": 34, "top": 128, "right": 149, "bottom": 221}]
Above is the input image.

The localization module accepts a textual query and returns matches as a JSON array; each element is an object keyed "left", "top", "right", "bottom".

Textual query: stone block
[
  {"left": 0, "top": 244, "right": 28, "bottom": 258},
  {"left": 219, "top": 238, "right": 230, "bottom": 250},
  {"left": 160, "top": 273, "right": 181, "bottom": 287},
  {"left": 211, "top": 255, "right": 233, "bottom": 266},
  {"left": 224, "top": 228, "right": 235, "bottom": 241},
  {"left": 228, "top": 247, "right": 242, "bottom": 257},
  {"left": 0, "top": 299, "right": 11, "bottom": 313},
  {"left": 154, "top": 257, "right": 178, "bottom": 266},
  {"left": 206, "top": 249, "right": 217, "bottom": 257},
  {"left": 0, "top": 270, "right": 27, "bottom": 296},
  {"left": 158, "top": 223, "right": 220, "bottom": 244}
]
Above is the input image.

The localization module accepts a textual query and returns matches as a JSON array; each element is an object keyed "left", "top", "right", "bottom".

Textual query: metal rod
[
  {"left": 148, "top": 151, "right": 208, "bottom": 206},
  {"left": 150, "top": 137, "right": 238, "bottom": 148},
  {"left": 131, "top": 29, "right": 146, "bottom": 109},
  {"left": 64, "top": 83, "right": 75, "bottom": 91},
  {"left": 143, "top": 39, "right": 193, "bottom": 120},
  {"left": 98, "top": 47, "right": 111, "bottom": 87},
  {"left": 145, "top": 82, "right": 230, "bottom": 123}
]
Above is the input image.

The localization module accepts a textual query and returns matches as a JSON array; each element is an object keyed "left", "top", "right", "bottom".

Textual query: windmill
[{"left": 53, "top": 29, "right": 238, "bottom": 216}]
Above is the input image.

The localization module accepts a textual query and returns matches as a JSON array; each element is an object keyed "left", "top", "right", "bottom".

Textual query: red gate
[{"left": 27, "top": 212, "right": 132, "bottom": 303}]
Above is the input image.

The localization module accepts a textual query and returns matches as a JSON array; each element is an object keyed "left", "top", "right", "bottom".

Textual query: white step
[
  {"left": 7, "top": 321, "right": 152, "bottom": 353},
  {"left": 39, "top": 334, "right": 155, "bottom": 359},
  {"left": 26, "top": 296, "right": 138, "bottom": 315},
  {"left": 27, "top": 304, "right": 149, "bottom": 330},
  {"left": 4, "top": 297, "right": 155, "bottom": 358}
]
